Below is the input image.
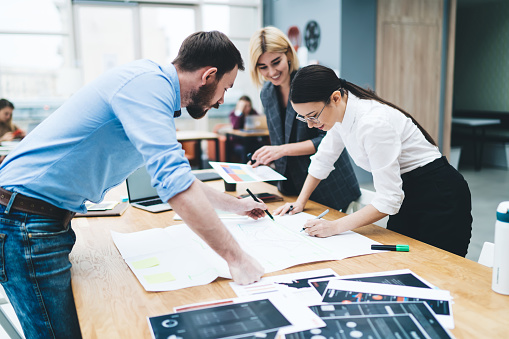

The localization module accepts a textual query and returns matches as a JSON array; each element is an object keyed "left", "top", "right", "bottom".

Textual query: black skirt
[{"left": 387, "top": 156, "right": 473, "bottom": 257}]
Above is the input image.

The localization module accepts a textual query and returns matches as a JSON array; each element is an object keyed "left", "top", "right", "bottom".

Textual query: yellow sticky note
[
  {"left": 131, "top": 257, "right": 160, "bottom": 269},
  {"left": 144, "top": 272, "right": 176, "bottom": 284}
]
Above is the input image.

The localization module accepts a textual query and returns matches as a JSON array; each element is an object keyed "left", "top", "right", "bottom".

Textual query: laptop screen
[
  {"left": 244, "top": 115, "right": 268, "bottom": 131},
  {"left": 126, "top": 166, "right": 160, "bottom": 203}
]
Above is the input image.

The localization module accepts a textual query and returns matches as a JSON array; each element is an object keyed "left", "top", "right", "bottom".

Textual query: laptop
[
  {"left": 242, "top": 115, "right": 268, "bottom": 132},
  {"left": 126, "top": 166, "right": 172, "bottom": 213}
]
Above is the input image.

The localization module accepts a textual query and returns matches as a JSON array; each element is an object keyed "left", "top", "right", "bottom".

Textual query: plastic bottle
[{"left": 492, "top": 201, "right": 509, "bottom": 295}]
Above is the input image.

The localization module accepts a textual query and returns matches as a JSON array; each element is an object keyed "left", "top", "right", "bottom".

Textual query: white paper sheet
[
  {"left": 209, "top": 161, "right": 287, "bottom": 183},
  {"left": 111, "top": 212, "right": 380, "bottom": 292},
  {"left": 229, "top": 268, "right": 339, "bottom": 306}
]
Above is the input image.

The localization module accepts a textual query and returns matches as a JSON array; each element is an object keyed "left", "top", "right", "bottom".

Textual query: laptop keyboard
[{"left": 138, "top": 198, "right": 164, "bottom": 207}]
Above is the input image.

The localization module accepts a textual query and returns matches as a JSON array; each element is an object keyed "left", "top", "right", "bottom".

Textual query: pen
[
  {"left": 301, "top": 209, "right": 329, "bottom": 231},
  {"left": 371, "top": 244, "right": 410, "bottom": 252},
  {"left": 287, "top": 205, "right": 294, "bottom": 214},
  {"left": 246, "top": 188, "right": 274, "bottom": 221},
  {"left": 247, "top": 153, "right": 256, "bottom": 164}
]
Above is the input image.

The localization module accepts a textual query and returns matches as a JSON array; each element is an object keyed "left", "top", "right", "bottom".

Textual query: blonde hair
[{"left": 248, "top": 26, "right": 299, "bottom": 87}]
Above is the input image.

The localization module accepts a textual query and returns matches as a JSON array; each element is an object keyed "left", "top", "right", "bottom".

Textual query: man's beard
[{"left": 186, "top": 81, "right": 219, "bottom": 119}]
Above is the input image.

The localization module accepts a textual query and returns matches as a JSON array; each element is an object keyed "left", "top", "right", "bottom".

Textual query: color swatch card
[{"left": 209, "top": 161, "right": 287, "bottom": 183}]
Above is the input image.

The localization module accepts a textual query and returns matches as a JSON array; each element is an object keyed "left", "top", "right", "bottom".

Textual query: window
[
  {"left": 0, "top": 0, "right": 75, "bottom": 130},
  {"left": 0, "top": 0, "right": 262, "bottom": 131}
]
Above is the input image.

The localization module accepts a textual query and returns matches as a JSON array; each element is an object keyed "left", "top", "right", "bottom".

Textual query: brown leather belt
[{"left": 0, "top": 187, "right": 75, "bottom": 225}]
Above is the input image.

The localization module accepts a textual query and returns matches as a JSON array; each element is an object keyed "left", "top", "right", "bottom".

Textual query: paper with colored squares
[{"left": 209, "top": 161, "right": 287, "bottom": 183}]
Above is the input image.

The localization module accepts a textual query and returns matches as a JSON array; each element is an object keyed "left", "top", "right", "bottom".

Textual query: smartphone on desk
[{"left": 238, "top": 192, "right": 283, "bottom": 202}]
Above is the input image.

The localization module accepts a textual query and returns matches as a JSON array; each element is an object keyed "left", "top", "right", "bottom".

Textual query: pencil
[{"left": 246, "top": 188, "right": 274, "bottom": 221}]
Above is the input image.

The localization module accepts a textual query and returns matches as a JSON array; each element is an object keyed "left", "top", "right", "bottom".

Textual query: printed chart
[{"left": 209, "top": 161, "right": 287, "bottom": 183}]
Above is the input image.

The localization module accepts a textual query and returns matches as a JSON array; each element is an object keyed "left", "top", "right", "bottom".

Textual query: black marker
[
  {"left": 246, "top": 188, "right": 274, "bottom": 221},
  {"left": 371, "top": 244, "right": 409, "bottom": 252}
]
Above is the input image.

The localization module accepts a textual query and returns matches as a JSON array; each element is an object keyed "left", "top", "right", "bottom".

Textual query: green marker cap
[{"left": 396, "top": 245, "right": 410, "bottom": 252}]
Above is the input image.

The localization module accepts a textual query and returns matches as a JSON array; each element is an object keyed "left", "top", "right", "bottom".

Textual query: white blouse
[{"left": 308, "top": 93, "right": 441, "bottom": 215}]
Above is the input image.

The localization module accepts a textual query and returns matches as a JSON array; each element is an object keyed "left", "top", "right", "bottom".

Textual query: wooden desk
[
  {"left": 176, "top": 130, "right": 219, "bottom": 169},
  {"left": 222, "top": 128, "right": 270, "bottom": 162},
  {"left": 70, "top": 181, "right": 509, "bottom": 339}
]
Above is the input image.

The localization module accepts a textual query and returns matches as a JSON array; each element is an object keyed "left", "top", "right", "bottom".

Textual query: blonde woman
[
  {"left": 0, "top": 99, "right": 25, "bottom": 142},
  {"left": 248, "top": 26, "right": 360, "bottom": 212}
]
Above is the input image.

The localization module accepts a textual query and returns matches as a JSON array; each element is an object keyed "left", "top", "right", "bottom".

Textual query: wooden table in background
[
  {"left": 223, "top": 129, "right": 270, "bottom": 162},
  {"left": 451, "top": 117, "right": 501, "bottom": 171},
  {"left": 176, "top": 130, "right": 219, "bottom": 169},
  {"left": 70, "top": 180, "right": 509, "bottom": 339}
]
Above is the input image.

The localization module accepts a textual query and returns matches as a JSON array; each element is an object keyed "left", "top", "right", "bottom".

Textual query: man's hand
[
  {"left": 231, "top": 197, "right": 267, "bottom": 219},
  {"left": 228, "top": 251, "right": 264, "bottom": 285},
  {"left": 170, "top": 180, "right": 264, "bottom": 285}
]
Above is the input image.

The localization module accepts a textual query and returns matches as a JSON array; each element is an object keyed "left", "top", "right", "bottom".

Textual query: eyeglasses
[{"left": 295, "top": 98, "right": 329, "bottom": 124}]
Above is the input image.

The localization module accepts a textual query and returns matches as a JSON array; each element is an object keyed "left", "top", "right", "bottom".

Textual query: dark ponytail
[{"left": 291, "top": 65, "right": 436, "bottom": 146}]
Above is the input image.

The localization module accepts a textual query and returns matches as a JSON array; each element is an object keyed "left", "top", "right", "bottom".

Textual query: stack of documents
[
  {"left": 148, "top": 268, "right": 454, "bottom": 338},
  {"left": 228, "top": 268, "right": 455, "bottom": 338}
]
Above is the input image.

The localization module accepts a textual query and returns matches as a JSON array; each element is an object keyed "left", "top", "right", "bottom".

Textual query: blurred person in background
[
  {"left": 229, "top": 95, "right": 259, "bottom": 130},
  {"left": 0, "top": 98, "right": 26, "bottom": 142}
]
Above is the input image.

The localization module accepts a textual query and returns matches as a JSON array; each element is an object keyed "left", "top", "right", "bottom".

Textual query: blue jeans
[{"left": 0, "top": 204, "right": 82, "bottom": 339}]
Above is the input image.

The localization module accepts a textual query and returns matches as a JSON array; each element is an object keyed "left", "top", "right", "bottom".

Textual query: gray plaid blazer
[{"left": 260, "top": 76, "right": 360, "bottom": 211}]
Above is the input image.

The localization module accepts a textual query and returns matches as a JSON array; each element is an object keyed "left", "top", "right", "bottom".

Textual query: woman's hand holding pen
[
  {"left": 248, "top": 145, "right": 285, "bottom": 168},
  {"left": 302, "top": 218, "right": 341, "bottom": 238},
  {"left": 273, "top": 201, "right": 304, "bottom": 216}
]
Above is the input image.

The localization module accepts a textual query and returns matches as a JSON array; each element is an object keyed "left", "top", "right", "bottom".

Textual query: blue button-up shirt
[{"left": 0, "top": 59, "right": 195, "bottom": 213}]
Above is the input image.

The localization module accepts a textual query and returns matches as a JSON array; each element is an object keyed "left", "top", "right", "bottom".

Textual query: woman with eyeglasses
[
  {"left": 274, "top": 64, "right": 472, "bottom": 257},
  {"left": 247, "top": 27, "right": 360, "bottom": 213}
]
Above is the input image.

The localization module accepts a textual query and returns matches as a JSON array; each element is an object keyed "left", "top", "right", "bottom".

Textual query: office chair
[{"left": 478, "top": 241, "right": 494, "bottom": 267}]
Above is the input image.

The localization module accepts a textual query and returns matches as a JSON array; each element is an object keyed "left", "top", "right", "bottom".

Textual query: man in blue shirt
[{"left": 0, "top": 31, "right": 266, "bottom": 339}]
